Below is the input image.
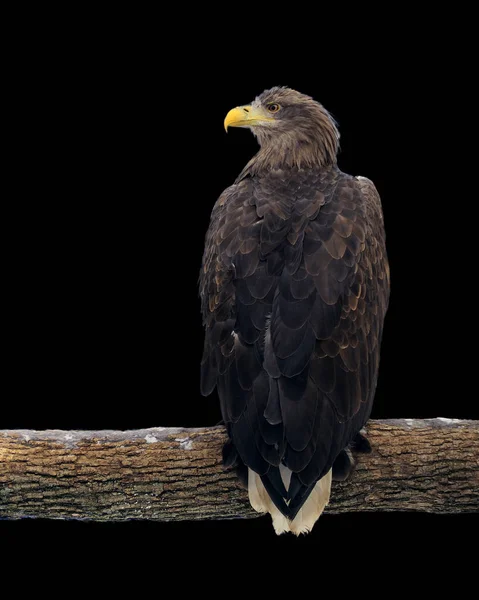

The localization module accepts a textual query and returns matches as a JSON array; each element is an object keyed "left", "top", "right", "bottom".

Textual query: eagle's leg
[
  {"left": 222, "top": 438, "right": 249, "bottom": 489},
  {"left": 333, "top": 429, "right": 372, "bottom": 482},
  {"left": 332, "top": 448, "right": 355, "bottom": 481},
  {"left": 235, "top": 463, "right": 248, "bottom": 489},
  {"left": 351, "top": 429, "right": 372, "bottom": 453}
]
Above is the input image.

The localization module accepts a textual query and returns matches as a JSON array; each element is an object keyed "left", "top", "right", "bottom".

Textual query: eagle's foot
[
  {"left": 332, "top": 448, "right": 355, "bottom": 481},
  {"left": 351, "top": 429, "right": 372, "bottom": 453},
  {"left": 235, "top": 463, "right": 248, "bottom": 489},
  {"left": 222, "top": 439, "right": 248, "bottom": 489}
]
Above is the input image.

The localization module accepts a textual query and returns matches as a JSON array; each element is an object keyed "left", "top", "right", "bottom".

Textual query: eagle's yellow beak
[{"left": 224, "top": 105, "right": 274, "bottom": 132}]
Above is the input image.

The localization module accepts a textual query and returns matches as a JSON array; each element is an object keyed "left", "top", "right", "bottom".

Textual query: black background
[{"left": 2, "top": 17, "right": 476, "bottom": 585}]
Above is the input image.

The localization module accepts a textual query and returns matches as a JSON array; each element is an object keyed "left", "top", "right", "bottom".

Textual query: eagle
[{"left": 199, "top": 87, "right": 389, "bottom": 535}]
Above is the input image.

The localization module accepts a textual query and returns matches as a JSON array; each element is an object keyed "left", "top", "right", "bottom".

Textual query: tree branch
[{"left": 0, "top": 419, "right": 477, "bottom": 522}]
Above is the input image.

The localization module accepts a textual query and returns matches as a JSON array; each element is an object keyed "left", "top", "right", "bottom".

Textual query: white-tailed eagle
[{"left": 199, "top": 87, "right": 390, "bottom": 534}]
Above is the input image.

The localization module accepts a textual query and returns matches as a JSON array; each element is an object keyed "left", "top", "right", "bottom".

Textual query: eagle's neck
[
  {"left": 238, "top": 139, "right": 336, "bottom": 181},
  {"left": 259, "top": 139, "right": 335, "bottom": 170},
  {"left": 241, "top": 117, "right": 339, "bottom": 177}
]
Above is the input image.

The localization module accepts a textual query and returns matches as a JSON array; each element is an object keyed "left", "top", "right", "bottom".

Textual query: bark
[{"left": 0, "top": 419, "right": 477, "bottom": 522}]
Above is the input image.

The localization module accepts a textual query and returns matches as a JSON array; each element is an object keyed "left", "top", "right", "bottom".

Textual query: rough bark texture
[{"left": 0, "top": 419, "right": 477, "bottom": 522}]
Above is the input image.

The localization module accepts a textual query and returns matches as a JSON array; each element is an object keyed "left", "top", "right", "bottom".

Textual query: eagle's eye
[{"left": 267, "top": 103, "right": 281, "bottom": 113}]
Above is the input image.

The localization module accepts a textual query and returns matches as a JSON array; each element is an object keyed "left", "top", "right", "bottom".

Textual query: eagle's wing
[
  {"left": 295, "top": 174, "right": 390, "bottom": 488},
  {"left": 200, "top": 170, "right": 389, "bottom": 514}
]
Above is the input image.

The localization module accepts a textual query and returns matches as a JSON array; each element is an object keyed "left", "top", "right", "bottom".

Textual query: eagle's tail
[{"left": 248, "top": 466, "right": 332, "bottom": 536}]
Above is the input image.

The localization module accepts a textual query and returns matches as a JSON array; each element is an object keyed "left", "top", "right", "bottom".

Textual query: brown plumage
[{"left": 199, "top": 87, "right": 390, "bottom": 534}]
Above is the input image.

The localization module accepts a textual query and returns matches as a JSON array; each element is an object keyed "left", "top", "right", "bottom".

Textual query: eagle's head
[{"left": 224, "top": 87, "right": 340, "bottom": 169}]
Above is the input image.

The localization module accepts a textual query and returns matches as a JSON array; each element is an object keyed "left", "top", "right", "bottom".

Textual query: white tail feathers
[{"left": 248, "top": 466, "right": 332, "bottom": 535}]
